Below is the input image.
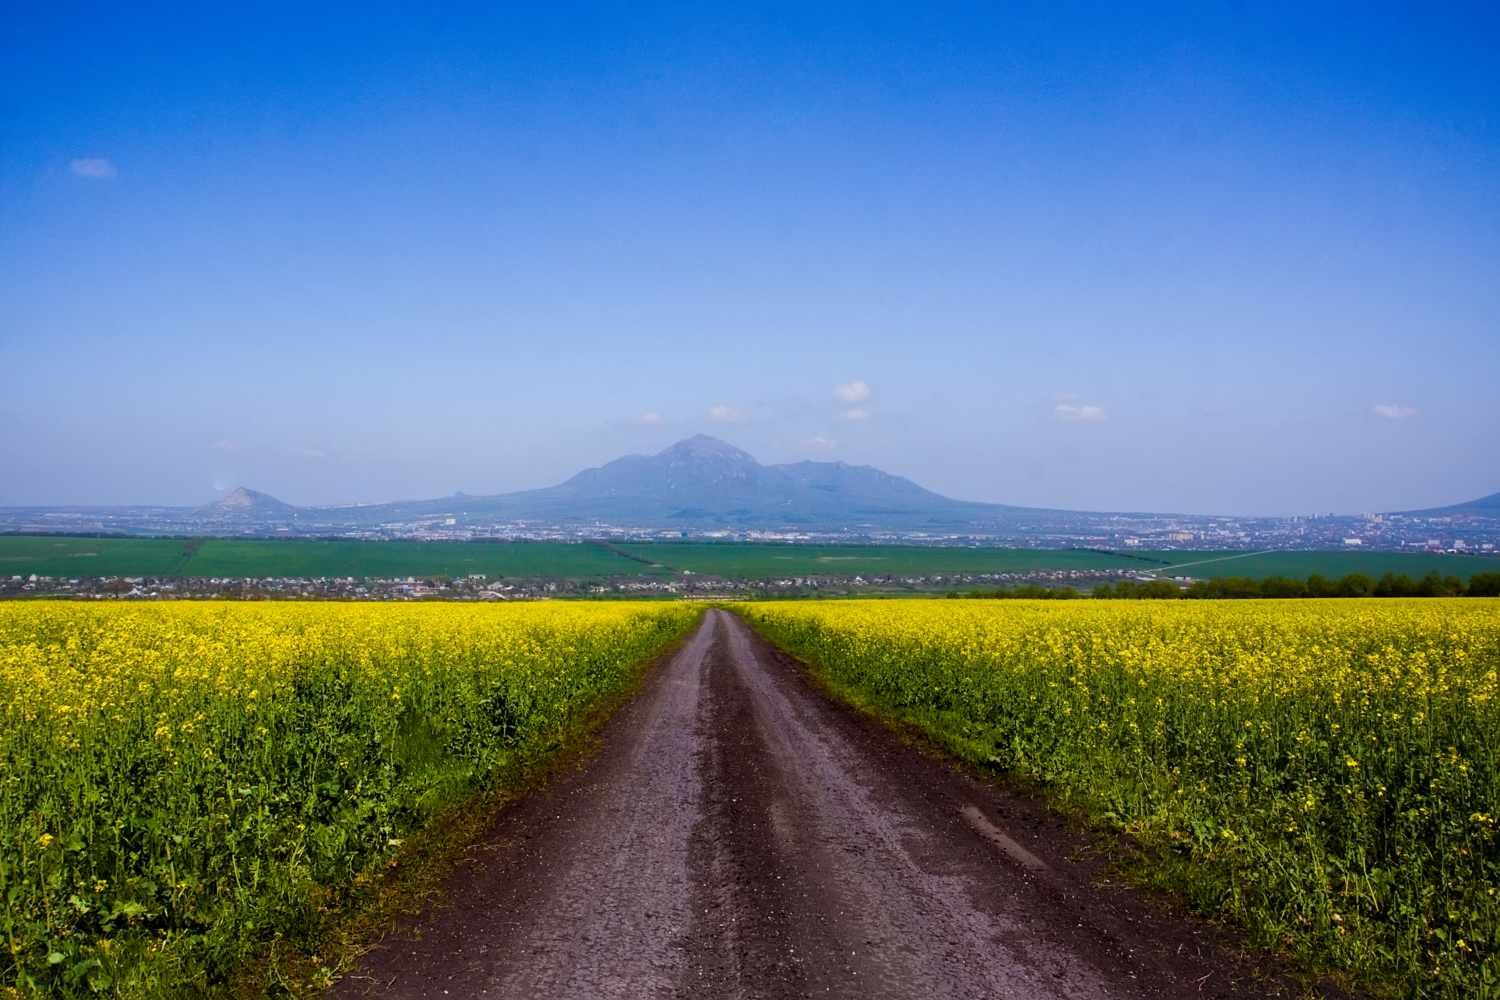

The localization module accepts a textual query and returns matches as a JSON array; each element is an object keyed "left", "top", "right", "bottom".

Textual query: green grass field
[
  {"left": 0, "top": 536, "right": 186, "bottom": 578},
  {"left": 611, "top": 542, "right": 1145, "bottom": 577},
  {"left": 1, "top": 535, "right": 1495, "bottom": 583},
  {"left": 180, "top": 539, "right": 653, "bottom": 579},
  {"left": 610, "top": 542, "right": 1497, "bottom": 582},
  {"left": 1143, "top": 548, "right": 1492, "bottom": 581},
  {"left": 0, "top": 537, "right": 651, "bottom": 580}
]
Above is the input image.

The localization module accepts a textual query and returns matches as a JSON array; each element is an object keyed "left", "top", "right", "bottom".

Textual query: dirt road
[{"left": 335, "top": 609, "right": 1311, "bottom": 999}]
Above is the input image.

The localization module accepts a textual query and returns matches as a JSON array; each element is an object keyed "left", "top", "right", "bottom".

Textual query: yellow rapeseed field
[
  {"left": 741, "top": 598, "right": 1500, "bottom": 998},
  {"left": 0, "top": 601, "right": 697, "bottom": 998}
]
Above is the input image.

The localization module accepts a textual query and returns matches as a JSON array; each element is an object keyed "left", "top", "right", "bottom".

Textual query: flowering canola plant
[
  {"left": 0, "top": 601, "right": 697, "bottom": 997},
  {"left": 741, "top": 598, "right": 1500, "bottom": 998}
]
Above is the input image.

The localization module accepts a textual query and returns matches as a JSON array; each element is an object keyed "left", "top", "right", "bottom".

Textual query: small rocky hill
[{"left": 201, "top": 488, "right": 298, "bottom": 518}]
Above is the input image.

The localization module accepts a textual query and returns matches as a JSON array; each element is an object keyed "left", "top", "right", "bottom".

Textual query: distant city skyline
[{"left": 2, "top": 3, "right": 1497, "bottom": 516}]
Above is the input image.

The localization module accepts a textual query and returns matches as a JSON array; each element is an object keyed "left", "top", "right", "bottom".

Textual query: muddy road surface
[{"left": 335, "top": 609, "right": 1313, "bottom": 999}]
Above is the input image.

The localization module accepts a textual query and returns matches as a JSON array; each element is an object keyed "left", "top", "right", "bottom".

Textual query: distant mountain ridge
[
  {"left": 1397, "top": 491, "right": 1500, "bottom": 519},
  {"left": 308, "top": 435, "right": 1047, "bottom": 531},
  {"left": 196, "top": 436, "right": 1498, "bottom": 533},
  {"left": 13, "top": 436, "right": 1492, "bottom": 538}
]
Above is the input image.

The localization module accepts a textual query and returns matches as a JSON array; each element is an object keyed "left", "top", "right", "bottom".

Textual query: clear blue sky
[{"left": 2, "top": 2, "right": 1496, "bottom": 516}]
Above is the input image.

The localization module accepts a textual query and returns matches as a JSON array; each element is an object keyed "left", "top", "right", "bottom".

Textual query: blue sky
[{"left": 1, "top": 2, "right": 1496, "bottom": 515}]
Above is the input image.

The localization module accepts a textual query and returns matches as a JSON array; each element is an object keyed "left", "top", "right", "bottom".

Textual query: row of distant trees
[{"left": 954, "top": 570, "right": 1500, "bottom": 601}]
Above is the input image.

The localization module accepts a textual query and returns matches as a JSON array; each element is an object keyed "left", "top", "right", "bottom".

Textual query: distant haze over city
[
  {"left": 3, "top": 436, "right": 1495, "bottom": 554},
  {"left": 2, "top": 7, "right": 1496, "bottom": 515}
]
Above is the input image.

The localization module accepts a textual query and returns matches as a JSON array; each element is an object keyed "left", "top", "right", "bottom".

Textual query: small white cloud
[
  {"left": 707, "top": 405, "right": 748, "bottom": 423},
  {"left": 832, "top": 380, "right": 871, "bottom": 404},
  {"left": 1052, "top": 403, "right": 1109, "bottom": 422},
  {"left": 340, "top": 447, "right": 382, "bottom": 464},
  {"left": 799, "top": 435, "right": 838, "bottom": 449},
  {"left": 70, "top": 158, "right": 116, "bottom": 179},
  {"left": 209, "top": 438, "right": 235, "bottom": 451},
  {"left": 838, "top": 408, "right": 872, "bottom": 421},
  {"left": 1373, "top": 403, "right": 1418, "bottom": 419},
  {"left": 630, "top": 412, "right": 665, "bottom": 426}
]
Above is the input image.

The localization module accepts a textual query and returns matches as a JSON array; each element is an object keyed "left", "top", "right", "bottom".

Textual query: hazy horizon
[
  {"left": 3, "top": 4, "right": 1497, "bottom": 517},
  {"left": 4, "top": 432, "right": 1490, "bottom": 521}
]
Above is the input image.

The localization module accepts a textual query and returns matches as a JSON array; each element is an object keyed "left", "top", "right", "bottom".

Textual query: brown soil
[{"left": 331, "top": 609, "right": 1353, "bottom": 999}]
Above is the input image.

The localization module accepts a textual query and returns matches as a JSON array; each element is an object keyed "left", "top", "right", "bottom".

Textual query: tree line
[{"left": 953, "top": 570, "right": 1500, "bottom": 601}]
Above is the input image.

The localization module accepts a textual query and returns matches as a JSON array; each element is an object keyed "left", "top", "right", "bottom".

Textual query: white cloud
[
  {"left": 1373, "top": 403, "right": 1418, "bottom": 419},
  {"left": 70, "top": 158, "right": 116, "bottom": 179},
  {"left": 209, "top": 438, "right": 235, "bottom": 451},
  {"left": 838, "top": 408, "right": 871, "bottom": 421},
  {"left": 340, "top": 447, "right": 382, "bottom": 464},
  {"left": 832, "top": 380, "right": 871, "bottom": 404},
  {"left": 799, "top": 435, "right": 838, "bottom": 449},
  {"left": 707, "top": 405, "right": 747, "bottom": 423},
  {"left": 630, "top": 412, "right": 665, "bottom": 426},
  {"left": 1052, "top": 403, "right": 1109, "bottom": 422}
]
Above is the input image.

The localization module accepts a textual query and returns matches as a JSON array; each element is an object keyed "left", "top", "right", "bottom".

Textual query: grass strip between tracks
[{"left": 730, "top": 599, "right": 1500, "bottom": 1000}]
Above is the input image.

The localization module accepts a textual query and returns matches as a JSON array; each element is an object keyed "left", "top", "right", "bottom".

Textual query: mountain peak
[
  {"left": 648, "top": 436, "right": 760, "bottom": 491},
  {"left": 655, "top": 435, "right": 757, "bottom": 465},
  {"left": 216, "top": 487, "right": 266, "bottom": 508},
  {"left": 205, "top": 488, "right": 295, "bottom": 514}
]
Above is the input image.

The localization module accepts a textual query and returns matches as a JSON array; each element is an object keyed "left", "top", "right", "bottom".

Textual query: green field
[
  {"left": 181, "top": 539, "right": 651, "bottom": 579},
  {"left": 0, "top": 537, "right": 652, "bottom": 580},
  {"left": 0, "top": 536, "right": 186, "bottom": 578},
  {"left": 1, "top": 535, "right": 1495, "bottom": 583},
  {"left": 612, "top": 542, "right": 1145, "bottom": 577},
  {"left": 1144, "top": 548, "right": 1493, "bottom": 581},
  {"left": 609, "top": 542, "right": 1496, "bottom": 582}
]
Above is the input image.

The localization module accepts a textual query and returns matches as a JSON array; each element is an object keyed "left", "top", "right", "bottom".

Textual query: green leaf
[
  {"left": 68, "top": 957, "right": 100, "bottom": 979},
  {"left": 111, "top": 900, "right": 146, "bottom": 919}
]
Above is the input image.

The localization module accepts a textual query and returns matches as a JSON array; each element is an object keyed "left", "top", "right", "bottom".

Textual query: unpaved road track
[{"left": 335, "top": 610, "right": 1319, "bottom": 999}]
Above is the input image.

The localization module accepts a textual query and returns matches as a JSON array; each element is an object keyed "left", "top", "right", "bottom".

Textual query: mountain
[
  {"left": 201, "top": 487, "right": 298, "bottom": 518},
  {"left": 9, "top": 437, "right": 1491, "bottom": 540},
  {"left": 319, "top": 435, "right": 1047, "bottom": 531},
  {"left": 1396, "top": 490, "right": 1500, "bottom": 520}
]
